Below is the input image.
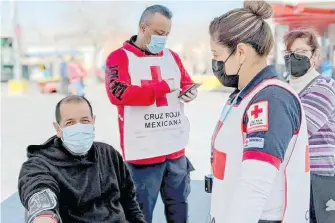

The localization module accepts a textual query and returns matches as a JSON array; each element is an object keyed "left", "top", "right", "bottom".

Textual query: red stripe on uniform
[
  {"left": 212, "top": 149, "right": 227, "bottom": 180},
  {"left": 243, "top": 151, "right": 281, "bottom": 170}
]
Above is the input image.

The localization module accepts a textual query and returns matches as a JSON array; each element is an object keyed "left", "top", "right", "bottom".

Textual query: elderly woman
[{"left": 284, "top": 29, "right": 335, "bottom": 223}]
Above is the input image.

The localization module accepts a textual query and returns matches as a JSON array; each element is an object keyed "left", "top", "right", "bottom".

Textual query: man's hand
[
  {"left": 164, "top": 79, "right": 180, "bottom": 92},
  {"left": 180, "top": 89, "right": 197, "bottom": 102},
  {"left": 33, "top": 216, "right": 58, "bottom": 223}
]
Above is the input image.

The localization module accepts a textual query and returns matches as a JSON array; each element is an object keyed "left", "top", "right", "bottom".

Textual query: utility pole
[{"left": 10, "top": 0, "right": 22, "bottom": 81}]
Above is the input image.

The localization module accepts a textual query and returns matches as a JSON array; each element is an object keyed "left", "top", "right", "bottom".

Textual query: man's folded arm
[
  {"left": 18, "top": 158, "right": 61, "bottom": 223},
  {"left": 105, "top": 49, "right": 171, "bottom": 106}
]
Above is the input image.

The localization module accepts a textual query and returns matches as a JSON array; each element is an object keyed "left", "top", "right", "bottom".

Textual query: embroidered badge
[{"left": 246, "top": 101, "right": 269, "bottom": 133}]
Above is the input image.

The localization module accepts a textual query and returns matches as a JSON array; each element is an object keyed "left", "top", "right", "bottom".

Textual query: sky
[
  {"left": 1, "top": 0, "right": 334, "bottom": 33},
  {"left": 1, "top": 0, "right": 244, "bottom": 34},
  {"left": 2, "top": 0, "right": 331, "bottom": 47}
]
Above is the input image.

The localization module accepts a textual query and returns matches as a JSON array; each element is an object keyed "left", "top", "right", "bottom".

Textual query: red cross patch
[{"left": 246, "top": 101, "right": 269, "bottom": 133}]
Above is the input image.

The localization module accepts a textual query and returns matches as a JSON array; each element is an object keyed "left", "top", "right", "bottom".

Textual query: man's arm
[
  {"left": 18, "top": 158, "right": 60, "bottom": 223},
  {"left": 115, "top": 152, "right": 146, "bottom": 223},
  {"left": 105, "top": 49, "right": 171, "bottom": 106},
  {"left": 226, "top": 86, "right": 302, "bottom": 223},
  {"left": 300, "top": 83, "right": 335, "bottom": 138}
]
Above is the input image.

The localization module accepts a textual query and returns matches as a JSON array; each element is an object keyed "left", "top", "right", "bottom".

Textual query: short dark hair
[
  {"left": 139, "top": 4, "right": 173, "bottom": 24},
  {"left": 55, "top": 95, "right": 93, "bottom": 124}
]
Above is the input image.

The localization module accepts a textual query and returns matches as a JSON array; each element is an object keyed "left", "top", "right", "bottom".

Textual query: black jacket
[{"left": 18, "top": 136, "right": 145, "bottom": 223}]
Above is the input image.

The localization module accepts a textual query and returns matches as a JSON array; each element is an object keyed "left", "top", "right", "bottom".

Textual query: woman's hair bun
[{"left": 243, "top": 0, "right": 273, "bottom": 20}]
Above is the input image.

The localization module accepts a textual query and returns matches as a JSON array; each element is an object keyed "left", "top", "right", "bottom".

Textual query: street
[{"left": 1, "top": 82, "right": 230, "bottom": 222}]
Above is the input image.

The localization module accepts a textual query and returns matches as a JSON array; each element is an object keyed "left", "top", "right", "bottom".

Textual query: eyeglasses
[{"left": 284, "top": 49, "right": 314, "bottom": 60}]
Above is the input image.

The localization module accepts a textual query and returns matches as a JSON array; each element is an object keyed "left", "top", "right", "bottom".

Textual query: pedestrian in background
[
  {"left": 68, "top": 57, "right": 87, "bottom": 97},
  {"left": 59, "top": 56, "right": 70, "bottom": 95}
]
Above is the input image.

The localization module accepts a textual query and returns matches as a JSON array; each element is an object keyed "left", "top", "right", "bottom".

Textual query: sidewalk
[
  {"left": 1, "top": 180, "right": 211, "bottom": 223},
  {"left": 1, "top": 81, "right": 227, "bottom": 223}
]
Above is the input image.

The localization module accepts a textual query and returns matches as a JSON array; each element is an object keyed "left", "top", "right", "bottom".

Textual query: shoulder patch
[{"left": 246, "top": 100, "right": 269, "bottom": 133}]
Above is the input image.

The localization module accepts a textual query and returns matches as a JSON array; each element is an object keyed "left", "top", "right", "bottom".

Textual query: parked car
[{"left": 37, "top": 77, "right": 60, "bottom": 93}]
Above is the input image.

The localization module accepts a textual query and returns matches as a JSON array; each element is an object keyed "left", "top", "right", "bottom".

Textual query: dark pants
[
  {"left": 310, "top": 173, "right": 335, "bottom": 223},
  {"left": 127, "top": 156, "right": 195, "bottom": 223}
]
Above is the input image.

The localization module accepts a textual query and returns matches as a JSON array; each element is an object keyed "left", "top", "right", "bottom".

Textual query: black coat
[{"left": 18, "top": 136, "right": 145, "bottom": 223}]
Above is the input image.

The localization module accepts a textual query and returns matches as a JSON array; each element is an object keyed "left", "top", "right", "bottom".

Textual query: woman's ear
[{"left": 236, "top": 43, "right": 248, "bottom": 65}]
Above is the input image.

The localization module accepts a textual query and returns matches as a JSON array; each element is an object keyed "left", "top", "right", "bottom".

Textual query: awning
[{"left": 272, "top": 3, "right": 335, "bottom": 34}]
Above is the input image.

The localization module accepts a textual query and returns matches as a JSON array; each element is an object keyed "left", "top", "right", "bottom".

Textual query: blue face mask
[
  {"left": 146, "top": 35, "right": 168, "bottom": 54},
  {"left": 61, "top": 123, "right": 95, "bottom": 155}
]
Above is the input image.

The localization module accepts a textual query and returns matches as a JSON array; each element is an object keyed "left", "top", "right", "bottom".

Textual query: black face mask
[
  {"left": 212, "top": 53, "right": 240, "bottom": 88},
  {"left": 284, "top": 53, "right": 311, "bottom": 78}
]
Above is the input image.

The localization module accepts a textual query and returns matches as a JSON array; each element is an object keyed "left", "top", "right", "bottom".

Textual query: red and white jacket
[{"left": 105, "top": 37, "right": 194, "bottom": 165}]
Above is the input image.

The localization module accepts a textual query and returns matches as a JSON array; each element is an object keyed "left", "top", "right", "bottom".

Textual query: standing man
[
  {"left": 105, "top": 5, "right": 197, "bottom": 223},
  {"left": 59, "top": 57, "right": 70, "bottom": 95},
  {"left": 68, "top": 57, "right": 87, "bottom": 97}
]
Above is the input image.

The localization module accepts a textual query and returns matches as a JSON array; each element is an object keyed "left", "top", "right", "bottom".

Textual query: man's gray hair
[{"left": 139, "top": 4, "right": 173, "bottom": 24}]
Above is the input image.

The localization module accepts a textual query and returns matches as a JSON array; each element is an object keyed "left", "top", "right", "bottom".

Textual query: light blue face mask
[
  {"left": 61, "top": 123, "right": 95, "bottom": 155},
  {"left": 146, "top": 35, "right": 168, "bottom": 54}
]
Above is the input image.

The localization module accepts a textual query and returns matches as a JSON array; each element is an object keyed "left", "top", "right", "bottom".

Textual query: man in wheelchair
[{"left": 18, "top": 95, "right": 146, "bottom": 223}]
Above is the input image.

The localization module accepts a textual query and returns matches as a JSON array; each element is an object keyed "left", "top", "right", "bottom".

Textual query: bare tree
[{"left": 53, "top": 1, "right": 126, "bottom": 77}]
